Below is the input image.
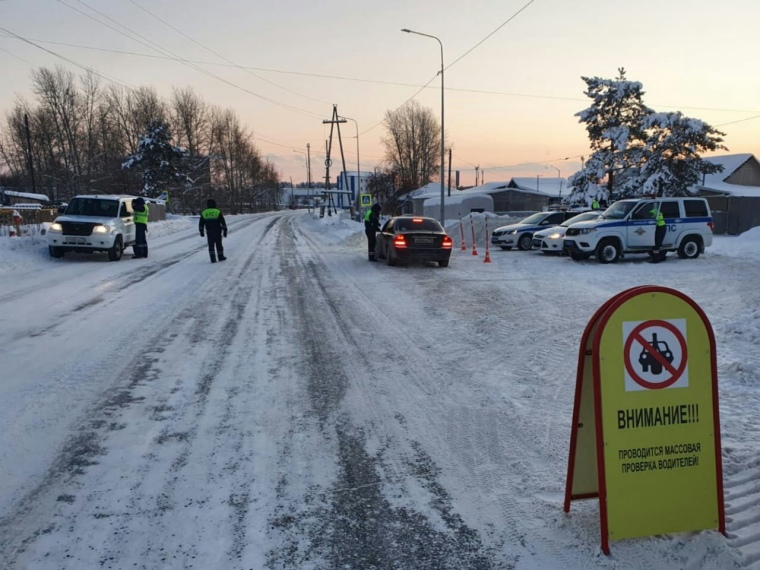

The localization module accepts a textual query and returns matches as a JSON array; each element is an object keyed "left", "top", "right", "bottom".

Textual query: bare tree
[{"left": 381, "top": 100, "right": 441, "bottom": 192}]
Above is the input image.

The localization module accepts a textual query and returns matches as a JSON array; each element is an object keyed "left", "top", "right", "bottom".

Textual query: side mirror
[{"left": 57, "top": 206, "right": 66, "bottom": 214}]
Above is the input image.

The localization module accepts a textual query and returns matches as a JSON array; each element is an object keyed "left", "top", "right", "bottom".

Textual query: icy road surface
[{"left": 0, "top": 211, "right": 756, "bottom": 569}]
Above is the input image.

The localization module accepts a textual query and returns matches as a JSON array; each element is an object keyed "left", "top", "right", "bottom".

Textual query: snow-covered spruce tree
[
  {"left": 121, "top": 120, "right": 191, "bottom": 198},
  {"left": 638, "top": 112, "right": 726, "bottom": 196},
  {"left": 569, "top": 68, "right": 653, "bottom": 202}
]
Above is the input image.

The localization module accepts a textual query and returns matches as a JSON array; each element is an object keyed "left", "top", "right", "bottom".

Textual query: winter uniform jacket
[
  {"left": 199, "top": 207, "right": 227, "bottom": 236},
  {"left": 364, "top": 207, "right": 381, "bottom": 233}
]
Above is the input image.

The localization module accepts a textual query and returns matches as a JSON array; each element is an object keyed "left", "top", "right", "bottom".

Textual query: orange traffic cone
[
  {"left": 459, "top": 217, "right": 467, "bottom": 251},
  {"left": 484, "top": 217, "right": 492, "bottom": 262},
  {"left": 471, "top": 218, "right": 478, "bottom": 256}
]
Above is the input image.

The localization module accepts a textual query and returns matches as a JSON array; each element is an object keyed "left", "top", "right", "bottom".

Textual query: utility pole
[
  {"left": 322, "top": 105, "right": 349, "bottom": 214},
  {"left": 307, "top": 143, "right": 312, "bottom": 212},
  {"left": 475, "top": 165, "right": 479, "bottom": 186},
  {"left": 447, "top": 148, "right": 452, "bottom": 197},
  {"left": 24, "top": 114, "right": 37, "bottom": 196}
]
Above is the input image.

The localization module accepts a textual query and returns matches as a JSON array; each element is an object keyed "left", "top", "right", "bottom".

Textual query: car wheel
[
  {"left": 499, "top": 246, "right": 512, "bottom": 251},
  {"left": 518, "top": 234, "right": 533, "bottom": 251},
  {"left": 387, "top": 245, "right": 396, "bottom": 266},
  {"left": 595, "top": 238, "right": 620, "bottom": 264},
  {"left": 439, "top": 259, "right": 449, "bottom": 268},
  {"left": 49, "top": 246, "right": 64, "bottom": 258},
  {"left": 108, "top": 236, "right": 123, "bottom": 261},
  {"left": 569, "top": 251, "right": 589, "bottom": 261},
  {"left": 677, "top": 236, "right": 701, "bottom": 259}
]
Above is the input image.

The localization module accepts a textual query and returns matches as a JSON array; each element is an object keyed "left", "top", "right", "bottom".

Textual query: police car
[
  {"left": 491, "top": 211, "right": 581, "bottom": 251},
  {"left": 562, "top": 197, "right": 713, "bottom": 263}
]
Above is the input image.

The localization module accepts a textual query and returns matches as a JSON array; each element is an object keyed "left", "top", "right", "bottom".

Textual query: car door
[
  {"left": 659, "top": 200, "right": 681, "bottom": 247},
  {"left": 377, "top": 219, "right": 393, "bottom": 258},
  {"left": 627, "top": 200, "right": 658, "bottom": 250},
  {"left": 120, "top": 201, "right": 136, "bottom": 244}
]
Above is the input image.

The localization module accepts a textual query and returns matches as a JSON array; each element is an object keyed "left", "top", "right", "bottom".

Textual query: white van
[{"left": 563, "top": 197, "right": 713, "bottom": 263}]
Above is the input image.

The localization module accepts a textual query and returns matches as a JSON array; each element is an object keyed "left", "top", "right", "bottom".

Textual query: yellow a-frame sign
[{"left": 564, "top": 285, "right": 725, "bottom": 554}]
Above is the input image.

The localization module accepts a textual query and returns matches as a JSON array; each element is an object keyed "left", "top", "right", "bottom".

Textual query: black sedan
[{"left": 375, "top": 216, "right": 453, "bottom": 267}]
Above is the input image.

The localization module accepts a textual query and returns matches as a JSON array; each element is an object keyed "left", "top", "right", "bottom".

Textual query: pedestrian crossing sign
[{"left": 360, "top": 194, "right": 372, "bottom": 207}]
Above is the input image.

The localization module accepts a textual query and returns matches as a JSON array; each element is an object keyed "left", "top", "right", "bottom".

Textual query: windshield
[
  {"left": 601, "top": 201, "right": 637, "bottom": 220},
  {"left": 520, "top": 213, "right": 548, "bottom": 224},
  {"left": 65, "top": 197, "right": 120, "bottom": 217},
  {"left": 561, "top": 212, "right": 601, "bottom": 227}
]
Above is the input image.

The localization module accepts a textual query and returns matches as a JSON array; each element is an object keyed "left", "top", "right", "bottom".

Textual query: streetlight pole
[
  {"left": 340, "top": 116, "right": 360, "bottom": 212},
  {"left": 546, "top": 165, "right": 561, "bottom": 203},
  {"left": 402, "top": 28, "right": 445, "bottom": 225},
  {"left": 293, "top": 148, "right": 311, "bottom": 211}
]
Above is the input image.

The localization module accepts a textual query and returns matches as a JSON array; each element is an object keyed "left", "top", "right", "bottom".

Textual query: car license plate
[
  {"left": 66, "top": 237, "right": 86, "bottom": 244},
  {"left": 563, "top": 239, "right": 574, "bottom": 248},
  {"left": 415, "top": 237, "right": 433, "bottom": 244}
]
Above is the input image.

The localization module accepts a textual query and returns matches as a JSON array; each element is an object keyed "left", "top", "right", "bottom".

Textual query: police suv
[
  {"left": 562, "top": 197, "right": 713, "bottom": 263},
  {"left": 47, "top": 195, "right": 137, "bottom": 261}
]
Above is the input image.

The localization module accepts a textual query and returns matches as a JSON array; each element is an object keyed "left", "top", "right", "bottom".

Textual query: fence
[
  {"left": 705, "top": 196, "right": 760, "bottom": 235},
  {"left": 0, "top": 208, "right": 58, "bottom": 237}
]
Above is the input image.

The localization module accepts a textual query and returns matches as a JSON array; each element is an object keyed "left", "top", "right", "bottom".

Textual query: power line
[
  {"left": 125, "top": 0, "right": 331, "bottom": 106},
  {"left": 0, "top": 26, "right": 134, "bottom": 89},
  {"left": 446, "top": 0, "right": 539, "bottom": 71},
  {"left": 3, "top": 34, "right": 758, "bottom": 116},
  {"left": 57, "top": 0, "right": 324, "bottom": 119}
]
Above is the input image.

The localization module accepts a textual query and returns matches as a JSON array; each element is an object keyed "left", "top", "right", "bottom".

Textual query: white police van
[{"left": 562, "top": 197, "right": 713, "bottom": 263}]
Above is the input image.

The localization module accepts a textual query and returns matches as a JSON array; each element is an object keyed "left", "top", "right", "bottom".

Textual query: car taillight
[
  {"left": 707, "top": 221, "right": 714, "bottom": 232},
  {"left": 393, "top": 235, "right": 407, "bottom": 248},
  {"left": 442, "top": 235, "right": 453, "bottom": 249}
]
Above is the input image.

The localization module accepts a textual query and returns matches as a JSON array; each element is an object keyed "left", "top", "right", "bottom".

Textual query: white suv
[
  {"left": 563, "top": 197, "right": 713, "bottom": 263},
  {"left": 47, "top": 195, "right": 137, "bottom": 261}
]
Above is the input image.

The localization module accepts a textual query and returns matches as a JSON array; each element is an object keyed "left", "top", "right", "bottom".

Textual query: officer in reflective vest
[
  {"left": 649, "top": 204, "right": 667, "bottom": 263},
  {"left": 199, "top": 198, "right": 228, "bottom": 263},
  {"left": 132, "top": 197, "right": 149, "bottom": 258},
  {"left": 591, "top": 197, "right": 600, "bottom": 210},
  {"left": 364, "top": 203, "right": 381, "bottom": 261}
]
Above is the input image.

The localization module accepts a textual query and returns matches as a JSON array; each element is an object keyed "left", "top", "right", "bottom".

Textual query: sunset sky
[{"left": 1, "top": 0, "right": 757, "bottom": 186}]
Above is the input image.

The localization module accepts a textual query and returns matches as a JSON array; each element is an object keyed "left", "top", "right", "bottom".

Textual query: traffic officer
[
  {"left": 591, "top": 197, "right": 600, "bottom": 210},
  {"left": 199, "top": 198, "right": 227, "bottom": 263},
  {"left": 364, "top": 203, "right": 381, "bottom": 262},
  {"left": 132, "top": 197, "right": 149, "bottom": 258},
  {"left": 649, "top": 203, "right": 667, "bottom": 263}
]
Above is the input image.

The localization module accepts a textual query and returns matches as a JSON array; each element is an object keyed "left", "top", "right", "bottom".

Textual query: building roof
[
  {"left": 696, "top": 154, "right": 760, "bottom": 197},
  {"left": 1, "top": 189, "right": 51, "bottom": 202},
  {"left": 406, "top": 182, "right": 457, "bottom": 199}
]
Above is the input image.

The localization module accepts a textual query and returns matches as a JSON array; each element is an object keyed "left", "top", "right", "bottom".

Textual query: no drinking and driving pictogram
[{"left": 622, "top": 319, "right": 689, "bottom": 391}]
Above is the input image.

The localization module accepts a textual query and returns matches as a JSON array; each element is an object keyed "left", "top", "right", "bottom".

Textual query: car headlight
[
  {"left": 49, "top": 222, "right": 63, "bottom": 232},
  {"left": 548, "top": 232, "right": 562, "bottom": 239},
  {"left": 92, "top": 225, "right": 110, "bottom": 234},
  {"left": 507, "top": 230, "right": 518, "bottom": 235},
  {"left": 578, "top": 228, "right": 597, "bottom": 235}
]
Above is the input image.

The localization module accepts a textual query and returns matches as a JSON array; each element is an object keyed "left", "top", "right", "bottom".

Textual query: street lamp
[
  {"left": 402, "top": 28, "right": 445, "bottom": 225},
  {"left": 339, "top": 116, "right": 361, "bottom": 210},
  {"left": 293, "top": 147, "right": 312, "bottom": 211},
  {"left": 546, "top": 165, "right": 562, "bottom": 202}
]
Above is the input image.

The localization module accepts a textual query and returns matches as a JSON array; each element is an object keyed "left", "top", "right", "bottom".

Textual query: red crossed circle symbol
[{"left": 623, "top": 320, "right": 688, "bottom": 390}]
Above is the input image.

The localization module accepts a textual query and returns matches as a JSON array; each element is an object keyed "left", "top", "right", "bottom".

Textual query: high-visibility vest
[
  {"left": 133, "top": 204, "right": 149, "bottom": 225},
  {"left": 202, "top": 208, "right": 222, "bottom": 220},
  {"left": 650, "top": 208, "right": 665, "bottom": 227}
]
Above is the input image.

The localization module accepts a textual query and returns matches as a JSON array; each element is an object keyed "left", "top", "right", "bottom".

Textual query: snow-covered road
[{"left": 0, "top": 211, "right": 757, "bottom": 569}]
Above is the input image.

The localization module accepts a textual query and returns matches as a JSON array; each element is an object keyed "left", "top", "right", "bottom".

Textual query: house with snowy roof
[
  {"left": 458, "top": 177, "right": 570, "bottom": 214},
  {"left": 0, "top": 188, "right": 51, "bottom": 207},
  {"left": 694, "top": 154, "right": 760, "bottom": 234}
]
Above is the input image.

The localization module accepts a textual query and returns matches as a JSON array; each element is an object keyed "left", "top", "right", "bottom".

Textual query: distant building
[
  {"left": 336, "top": 171, "right": 373, "bottom": 209},
  {"left": 694, "top": 153, "right": 760, "bottom": 234},
  {"left": 0, "top": 189, "right": 51, "bottom": 206}
]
